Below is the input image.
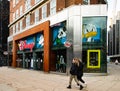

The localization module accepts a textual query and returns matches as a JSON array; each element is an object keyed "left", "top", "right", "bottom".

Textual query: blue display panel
[
  {"left": 35, "top": 33, "right": 44, "bottom": 48},
  {"left": 52, "top": 21, "right": 67, "bottom": 46},
  {"left": 82, "top": 16, "right": 107, "bottom": 43}
]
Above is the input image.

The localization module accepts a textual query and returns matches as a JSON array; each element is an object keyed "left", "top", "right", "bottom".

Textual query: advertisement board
[
  {"left": 52, "top": 21, "right": 67, "bottom": 46},
  {"left": 87, "top": 50, "right": 100, "bottom": 68},
  {"left": 82, "top": 16, "right": 107, "bottom": 43},
  {"left": 36, "top": 34, "right": 44, "bottom": 48}
]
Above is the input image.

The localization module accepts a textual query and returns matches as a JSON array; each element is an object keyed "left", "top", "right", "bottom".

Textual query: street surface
[{"left": 0, "top": 63, "right": 120, "bottom": 91}]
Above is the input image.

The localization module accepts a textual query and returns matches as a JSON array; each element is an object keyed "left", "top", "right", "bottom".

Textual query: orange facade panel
[{"left": 12, "top": 21, "right": 50, "bottom": 72}]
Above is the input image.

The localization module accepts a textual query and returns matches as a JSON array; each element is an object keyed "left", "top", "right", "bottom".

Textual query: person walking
[
  {"left": 115, "top": 59, "right": 119, "bottom": 65},
  {"left": 67, "top": 58, "right": 80, "bottom": 89},
  {"left": 77, "top": 58, "right": 87, "bottom": 90}
]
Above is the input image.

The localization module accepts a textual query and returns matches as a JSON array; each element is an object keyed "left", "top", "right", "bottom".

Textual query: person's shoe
[
  {"left": 67, "top": 85, "right": 71, "bottom": 89},
  {"left": 80, "top": 85, "right": 83, "bottom": 90},
  {"left": 77, "top": 83, "right": 79, "bottom": 86},
  {"left": 84, "top": 83, "right": 87, "bottom": 88}
]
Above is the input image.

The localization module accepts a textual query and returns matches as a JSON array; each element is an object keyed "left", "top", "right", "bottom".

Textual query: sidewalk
[{"left": 0, "top": 63, "right": 120, "bottom": 91}]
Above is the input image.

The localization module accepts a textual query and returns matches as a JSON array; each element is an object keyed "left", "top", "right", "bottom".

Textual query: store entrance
[
  {"left": 36, "top": 52, "right": 43, "bottom": 70},
  {"left": 25, "top": 53, "right": 33, "bottom": 69},
  {"left": 51, "top": 49, "right": 66, "bottom": 73},
  {"left": 16, "top": 54, "right": 23, "bottom": 68}
]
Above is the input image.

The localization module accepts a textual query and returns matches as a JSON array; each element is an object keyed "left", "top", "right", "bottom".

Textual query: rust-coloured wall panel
[{"left": 12, "top": 21, "right": 50, "bottom": 72}]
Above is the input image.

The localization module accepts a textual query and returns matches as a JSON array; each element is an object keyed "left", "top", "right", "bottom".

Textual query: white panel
[
  {"left": 49, "top": 9, "right": 68, "bottom": 26},
  {"left": 81, "top": 5, "right": 107, "bottom": 16}
]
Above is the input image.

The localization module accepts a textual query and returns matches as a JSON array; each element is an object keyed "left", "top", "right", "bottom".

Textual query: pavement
[{"left": 0, "top": 62, "right": 120, "bottom": 91}]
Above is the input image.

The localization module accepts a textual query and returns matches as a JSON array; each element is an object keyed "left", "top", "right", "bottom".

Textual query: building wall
[
  {"left": 8, "top": 0, "right": 107, "bottom": 72},
  {"left": 0, "top": 0, "right": 9, "bottom": 66},
  {"left": 108, "top": 20, "right": 120, "bottom": 62}
]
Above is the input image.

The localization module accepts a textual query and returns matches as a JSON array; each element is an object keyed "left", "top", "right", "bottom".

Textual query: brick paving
[{"left": 0, "top": 63, "right": 120, "bottom": 91}]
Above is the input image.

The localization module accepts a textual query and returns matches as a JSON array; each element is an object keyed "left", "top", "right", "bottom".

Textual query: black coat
[
  {"left": 70, "top": 63, "right": 78, "bottom": 75},
  {"left": 77, "top": 62, "right": 84, "bottom": 77}
]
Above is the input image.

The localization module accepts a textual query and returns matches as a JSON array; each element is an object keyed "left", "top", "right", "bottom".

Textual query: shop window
[
  {"left": 35, "top": 33, "right": 44, "bottom": 48},
  {"left": 52, "top": 21, "right": 67, "bottom": 47},
  {"left": 82, "top": 16, "right": 107, "bottom": 43},
  {"left": 87, "top": 50, "right": 100, "bottom": 68}
]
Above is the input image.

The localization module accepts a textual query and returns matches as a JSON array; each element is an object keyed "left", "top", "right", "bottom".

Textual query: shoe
[
  {"left": 84, "top": 83, "right": 87, "bottom": 88},
  {"left": 67, "top": 85, "right": 71, "bottom": 89},
  {"left": 77, "top": 83, "right": 79, "bottom": 86},
  {"left": 80, "top": 85, "right": 83, "bottom": 90}
]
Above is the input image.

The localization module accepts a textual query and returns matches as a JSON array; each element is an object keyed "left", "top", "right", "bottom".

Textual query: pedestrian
[
  {"left": 59, "top": 55, "right": 66, "bottom": 72},
  {"left": 115, "top": 59, "right": 119, "bottom": 65},
  {"left": 67, "top": 58, "right": 80, "bottom": 89},
  {"left": 77, "top": 58, "right": 87, "bottom": 90}
]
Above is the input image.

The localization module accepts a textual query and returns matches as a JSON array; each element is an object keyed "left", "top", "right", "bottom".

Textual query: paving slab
[{"left": 0, "top": 63, "right": 120, "bottom": 91}]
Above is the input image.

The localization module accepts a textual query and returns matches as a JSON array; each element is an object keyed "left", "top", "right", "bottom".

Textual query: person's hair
[{"left": 73, "top": 57, "right": 80, "bottom": 66}]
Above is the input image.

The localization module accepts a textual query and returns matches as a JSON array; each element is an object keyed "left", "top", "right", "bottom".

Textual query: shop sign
[
  {"left": 36, "top": 34, "right": 44, "bottom": 48},
  {"left": 87, "top": 50, "right": 100, "bottom": 68},
  {"left": 82, "top": 16, "right": 107, "bottom": 43},
  {"left": 3, "top": 51, "right": 8, "bottom": 55},
  {"left": 52, "top": 21, "right": 67, "bottom": 46},
  {"left": 64, "top": 41, "right": 72, "bottom": 48},
  {"left": 18, "top": 40, "right": 34, "bottom": 51}
]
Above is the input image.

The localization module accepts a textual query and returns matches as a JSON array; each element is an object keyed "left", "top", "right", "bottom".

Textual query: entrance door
[
  {"left": 17, "top": 54, "right": 23, "bottom": 68},
  {"left": 25, "top": 53, "right": 32, "bottom": 69},
  {"left": 36, "top": 52, "right": 43, "bottom": 70},
  {"left": 50, "top": 49, "right": 66, "bottom": 73}
]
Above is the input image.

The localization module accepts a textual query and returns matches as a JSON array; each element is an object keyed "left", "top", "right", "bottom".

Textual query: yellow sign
[{"left": 87, "top": 50, "right": 100, "bottom": 68}]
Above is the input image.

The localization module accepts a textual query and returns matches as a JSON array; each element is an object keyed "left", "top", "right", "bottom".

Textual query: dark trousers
[{"left": 77, "top": 75, "right": 85, "bottom": 83}]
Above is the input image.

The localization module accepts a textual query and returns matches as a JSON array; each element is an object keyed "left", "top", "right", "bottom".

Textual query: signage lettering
[{"left": 18, "top": 40, "right": 34, "bottom": 51}]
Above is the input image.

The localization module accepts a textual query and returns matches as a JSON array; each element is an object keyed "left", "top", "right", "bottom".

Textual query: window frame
[
  {"left": 42, "top": 5, "right": 47, "bottom": 19},
  {"left": 26, "top": 15, "right": 30, "bottom": 27},
  {"left": 35, "top": 9, "right": 39, "bottom": 23},
  {"left": 50, "top": 0, "right": 56, "bottom": 15}
]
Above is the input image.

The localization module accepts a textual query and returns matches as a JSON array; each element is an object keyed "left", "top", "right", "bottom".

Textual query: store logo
[
  {"left": 64, "top": 41, "right": 72, "bottom": 48},
  {"left": 18, "top": 40, "right": 34, "bottom": 51}
]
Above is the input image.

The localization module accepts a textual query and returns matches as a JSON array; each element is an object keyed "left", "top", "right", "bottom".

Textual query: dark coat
[
  {"left": 70, "top": 63, "right": 78, "bottom": 75},
  {"left": 77, "top": 62, "right": 84, "bottom": 78}
]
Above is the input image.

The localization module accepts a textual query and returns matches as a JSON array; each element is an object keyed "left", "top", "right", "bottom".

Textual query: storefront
[
  {"left": 8, "top": 5, "right": 107, "bottom": 74},
  {"left": 50, "top": 21, "right": 67, "bottom": 73},
  {"left": 82, "top": 16, "right": 107, "bottom": 73},
  {"left": 12, "top": 21, "right": 50, "bottom": 72}
]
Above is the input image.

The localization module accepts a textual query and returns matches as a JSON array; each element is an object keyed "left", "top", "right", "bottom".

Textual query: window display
[{"left": 87, "top": 50, "right": 100, "bottom": 68}]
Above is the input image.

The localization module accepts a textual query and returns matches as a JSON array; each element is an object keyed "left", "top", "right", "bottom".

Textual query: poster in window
[
  {"left": 82, "top": 16, "right": 107, "bottom": 42},
  {"left": 36, "top": 33, "right": 44, "bottom": 48},
  {"left": 52, "top": 21, "right": 67, "bottom": 46},
  {"left": 87, "top": 50, "right": 100, "bottom": 68}
]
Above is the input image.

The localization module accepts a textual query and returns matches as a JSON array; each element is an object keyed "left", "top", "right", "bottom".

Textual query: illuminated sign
[
  {"left": 87, "top": 50, "right": 100, "bottom": 68},
  {"left": 52, "top": 21, "right": 67, "bottom": 46},
  {"left": 36, "top": 34, "right": 44, "bottom": 48},
  {"left": 82, "top": 16, "right": 107, "bottom": 42},
  {"left": 18, "top": 40, "right": 34, "bottom": 51}
]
